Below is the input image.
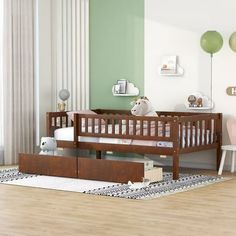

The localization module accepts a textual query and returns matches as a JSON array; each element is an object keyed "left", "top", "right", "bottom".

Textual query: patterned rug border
[
  {"left": 140, "top": 177, "right": 231, "bottom": 200},
  {"left": 84, "top": 173, "right": 230, "bottom": 200},
  {"left": 0, "top": 167, "right": 37, "bottom": 183},
  {"left": 0, "top": 167, "right": 231, "bottom": 200}
]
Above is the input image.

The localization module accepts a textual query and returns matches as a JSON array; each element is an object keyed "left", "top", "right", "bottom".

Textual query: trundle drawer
[
  {"left": 19, "top": 153, "right": 77, "bottom": 178},
  {"left": 19, "top": 153, "right": 163, "bottom": 183}
]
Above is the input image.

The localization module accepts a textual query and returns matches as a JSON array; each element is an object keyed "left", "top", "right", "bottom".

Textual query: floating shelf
[
  {"left": 186, "top": 106, "right": 213, "bottom": 110},
  {"left": 112, "top": 82, "right": 139, "bottom": 97},
  {"left": 113, "top": 93, "right": 139, "bottom": 97},
  {"left": 184, "top": 92, "right": 214, "bottom": 110},
  {"left": 159, "top": 64, "right": 184, "bottom": 76}
]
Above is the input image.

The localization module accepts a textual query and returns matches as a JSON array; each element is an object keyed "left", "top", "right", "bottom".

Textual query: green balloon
[
  {"left": 229, "top": 32, "right": 236, "bottom": 52},
  {"left": 200, "top": 31, "right": 223, "bottom": 54}
]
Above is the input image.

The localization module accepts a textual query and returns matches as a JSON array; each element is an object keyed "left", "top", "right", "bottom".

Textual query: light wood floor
[{"left": 0, "top": 167, "right": 236, "bottom": 236}]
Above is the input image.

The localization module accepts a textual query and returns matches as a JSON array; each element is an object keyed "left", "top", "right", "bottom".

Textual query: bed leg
[
  {"left": 96, "top": 151, "right": 102, "bottom": 159},
  {"left": 173, "top": 154, "right": 179, "bottom": 180},
  {"left": 217, "top": 147, "right": 222, "bottom": 171}
]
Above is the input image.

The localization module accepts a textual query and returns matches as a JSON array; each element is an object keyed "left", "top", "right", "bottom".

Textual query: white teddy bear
[
  {"left": 131, "top": 97, "right": 157, "bottom": 116},
  {"left": 39, "top": 137, "right": 57, "bottom": 155}
]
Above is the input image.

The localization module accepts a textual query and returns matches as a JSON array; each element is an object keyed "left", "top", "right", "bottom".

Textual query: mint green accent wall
[{"left": 89, "top": 0, "right": 144, "bottom": 110}]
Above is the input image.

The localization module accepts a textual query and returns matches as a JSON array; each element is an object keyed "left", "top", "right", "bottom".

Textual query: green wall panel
[{"left": 89, "top": 0, "right": 144, "bottom": 110}]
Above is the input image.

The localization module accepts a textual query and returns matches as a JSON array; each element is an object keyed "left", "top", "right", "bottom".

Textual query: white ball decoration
[{"left": 59, "top": 89, "right": 70, "bottom": 101}]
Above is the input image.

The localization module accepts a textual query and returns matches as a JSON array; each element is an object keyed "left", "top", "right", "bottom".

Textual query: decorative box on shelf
[{"left": 112, "top": 81, "right": 139, "bottom": 97}]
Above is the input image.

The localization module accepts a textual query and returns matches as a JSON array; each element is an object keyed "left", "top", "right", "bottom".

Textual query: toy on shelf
[{"left": 185, "top": 92, "right": 213, "bottom": 110}]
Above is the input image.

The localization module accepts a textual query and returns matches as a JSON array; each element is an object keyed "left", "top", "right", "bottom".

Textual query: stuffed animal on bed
[
  {"left": 131, "top": 97, "right": 157, "bottom": 116},
  {"left": 39, "top": 137, "right": 57, "bottom": 155}
]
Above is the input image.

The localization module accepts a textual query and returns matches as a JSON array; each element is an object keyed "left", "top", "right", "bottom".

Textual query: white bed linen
[
  {"left": 54, "top": 127, "right": 99, "bottom": 143},
  {"left": 54, "top": 126, "right": 131, "bottom": 144},
  {"left": 54, "top": 125, "right": 213, "bottom": 148}
]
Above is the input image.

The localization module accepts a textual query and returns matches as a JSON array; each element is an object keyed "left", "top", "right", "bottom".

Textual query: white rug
[{"left": 1, "top": 168, "right": 114, "bottom": 193}]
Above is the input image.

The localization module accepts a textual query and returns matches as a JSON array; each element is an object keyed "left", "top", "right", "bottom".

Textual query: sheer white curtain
[
  {"left": 3, "top": 0, "right": 36, "bottom": 164},
  {"left": 0, "top": 0, "right": 4, "bottom": 164},
  {"left": 51, "top": 0, "right": 89, "bottom": 111}
]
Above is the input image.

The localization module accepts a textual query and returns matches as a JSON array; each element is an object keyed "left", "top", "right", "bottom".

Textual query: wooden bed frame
[{"left": 46, "top": 110, "right": 222, "bottom": 180}]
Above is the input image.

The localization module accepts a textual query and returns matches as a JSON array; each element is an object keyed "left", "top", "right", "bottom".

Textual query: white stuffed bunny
[
  {"left": 39, "top": 137, "right": 57, "bottom": 155},
  {"left": 131, "top": 97, "right": 157, "bottom": 116}
]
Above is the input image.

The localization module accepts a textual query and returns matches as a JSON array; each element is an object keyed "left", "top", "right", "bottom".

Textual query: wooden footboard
[{"left": 73, "top": 112, "right": 222, "bottom": 150}]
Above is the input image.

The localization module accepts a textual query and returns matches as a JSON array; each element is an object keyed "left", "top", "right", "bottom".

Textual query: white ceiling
[{"left": 147, "top": 0, "right": 236, "bottom": 33}]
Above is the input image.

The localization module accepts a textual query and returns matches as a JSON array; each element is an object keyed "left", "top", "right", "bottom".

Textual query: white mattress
[
  {"left": 54, "top": 126, "right": 213, "bottom": 148},
  {"left": 54, "top": 127, "right": 99, "bottom": 143},
  {"left": 54, "top": 126, "right": 132, "bottom": 145}
]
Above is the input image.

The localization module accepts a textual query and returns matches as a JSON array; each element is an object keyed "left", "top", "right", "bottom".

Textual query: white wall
[
  {"left": 145, "top": 22, "right": 203, "bottom": 111},
  {"left": 145, "top": 0, "right": 236, "bottom": 170}
]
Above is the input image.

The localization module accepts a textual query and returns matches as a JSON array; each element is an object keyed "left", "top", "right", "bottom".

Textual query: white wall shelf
[
  {"left": 113, "top": 93, "right": 139, "bottom": 97},
  {"left": 112, "top": 81, "right": 139, "bottom": 96},
  {"left": 159, "top": 64, "right": 184, "bottom": 76},
  {"left": 186, "top": 106, "right": 213, "bottom": 110},
  {"left": 184, "top": 92, "right": 214, "bottom": 110}
]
